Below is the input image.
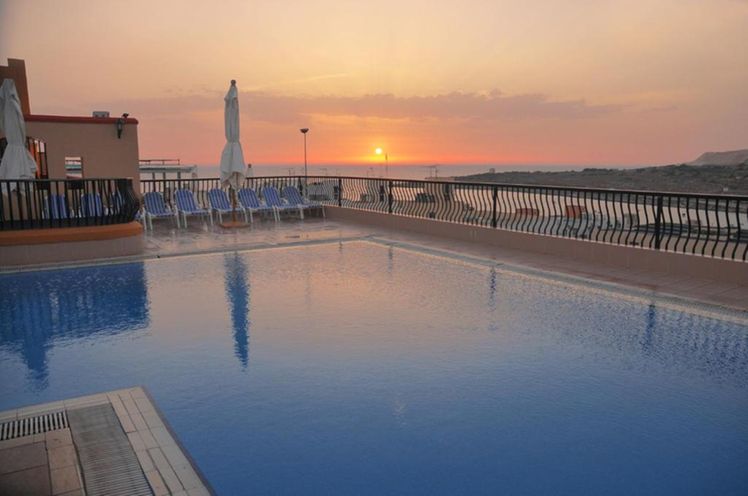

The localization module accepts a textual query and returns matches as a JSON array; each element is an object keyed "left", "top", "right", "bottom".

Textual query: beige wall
[{"left": 24, "top": 118, "right": 140, "bottom": 191}]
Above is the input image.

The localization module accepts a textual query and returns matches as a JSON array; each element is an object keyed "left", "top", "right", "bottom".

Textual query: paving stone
[
  {"left": 144, "top": 470, "right": 169, "bottom": 496},
  {"left": 150, "top": 426, "right": 176, "bottom": 446},
  {"left": 127, "top": 431, "right": 146, "bottom": 451},
  {"left": 50, "top": 465, "right": 80, "bottom": 495},
  {"left": 0, "top": 465, "right": 51, "bottom": 495},
  {"left": 0, "top": 435, "right": 38, "bottom": 450},
  {"left": 130, "top": 411, "right": 149, "bottom": 432},
  {"left": 148, "top": 447, "right": 184, "bottom": 494},
  {"left": 47, "top": 445, "right": 77, "bottom": 470},
  {"left": 142, "top": 411, "right": 164, "bottom": 429},
  {"left": 138, "top": 429, "right": 159, "bottom": 450},
  {"left": 0, "top": 442, "right": 47, "bottom": 474},
  {"left": 135, "top": 449, "right": 155, "bottom": 472},
  {"left": 45, "top": 429, "right": 72, "bottom": 449}
]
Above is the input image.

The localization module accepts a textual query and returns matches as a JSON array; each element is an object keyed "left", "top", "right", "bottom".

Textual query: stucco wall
[{"left": 24, "top": 116, "right": 140, "bottom": 191}]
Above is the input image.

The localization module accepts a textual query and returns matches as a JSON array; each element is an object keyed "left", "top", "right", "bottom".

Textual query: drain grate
[
  {"left": 67, "top": 403, "right": 153, "bottom": 496},
  {"left": 0, "top": 410, "right": 68, "bottom": 441}
]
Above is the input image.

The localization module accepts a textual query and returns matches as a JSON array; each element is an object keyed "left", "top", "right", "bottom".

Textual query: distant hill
[
  {"left": 457, "top": 162, "right": 748, "bottom": 195},
  {"left": 688, "top": 149, "right": 748, "bottom": 166}
]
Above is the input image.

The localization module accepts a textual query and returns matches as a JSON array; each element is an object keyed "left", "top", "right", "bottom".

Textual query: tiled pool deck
[
  {"left": 0, "top": 388, "right": 212, "bottom": 496},
  {"left": 2, "top": 216, "right": 746, "bottom": 312}
]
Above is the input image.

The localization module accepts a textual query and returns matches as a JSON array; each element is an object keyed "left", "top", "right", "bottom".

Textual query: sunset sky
[{"left": 1, "top": 0, "right": 747, "bottom": 166}]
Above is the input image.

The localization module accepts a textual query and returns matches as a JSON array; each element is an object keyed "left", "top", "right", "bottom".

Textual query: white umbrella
[
  {"left": 0, "top": 79, "right": 37, "bottom": 181},
  {"left": 220, "top": 80, "right": 246, "bottom": 190}
]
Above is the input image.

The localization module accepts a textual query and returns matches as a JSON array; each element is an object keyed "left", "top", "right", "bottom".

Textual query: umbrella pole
[
  {"left": 231, "top": 186, "right": 237, "bottom": 223},
  {"left": 220, "top": 185, "right": 249, "bottom": 228}
]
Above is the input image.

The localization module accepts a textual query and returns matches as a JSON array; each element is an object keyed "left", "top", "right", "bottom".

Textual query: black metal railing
[
  {"left": 140, "top": 176, "right": 748, "bottom": 261},
  {"left": 0, "top": 178, "right": 140, "bottom": 230}
]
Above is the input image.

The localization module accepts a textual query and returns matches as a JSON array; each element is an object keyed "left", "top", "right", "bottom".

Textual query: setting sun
[{"left": 375, "top": 148, "right": 383, "bottom": 155}]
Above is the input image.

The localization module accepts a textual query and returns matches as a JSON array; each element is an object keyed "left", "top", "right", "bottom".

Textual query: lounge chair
[
  {"left": 80, "top": 192, "right": 104, "bottom": 217},
  {"left": 46, "top": 194, "right": 69, "bottom": 220},
  {"left": 142, "top": 191, "right": 177, "bottom": 230},
  {"left": 237, "top": 187, "right": 275, "bottom": 223},
  {"left": 262, "top": 186, "right": 300, "bottom": 221},
  {"left": 174, "top": 189, "right": 211, "bottom": 228},
  {"left": 282, "top": 185, "right": 324, "bottom": 219},
  {"left": 208, "top": 188, "right": 237, "bottom": 224}
]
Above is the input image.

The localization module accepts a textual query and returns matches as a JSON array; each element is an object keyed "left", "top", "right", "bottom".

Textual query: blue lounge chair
[
  {"left": 174, "top": 189, "right": 211, "bottom": 228},
  {"left": 282, "top": 186, "right": 324, "bottom": 219},
  {"left": 208, "top": 188, "right": 236, "bottom": 224},
  {"left": 142, "top": 191, "right": 177, "bottom": 230},
  {"left": 81, "top": 192, "right": 104, "bottom": 217},
  {"left": 262, "top": 186, "right": 300, "bottom": 221},
  {"left": 46, "top": 194, "right": 69, "bottom": 220},
  {"left": 237, "top": 188, "right": 275, "bottom": 223}
]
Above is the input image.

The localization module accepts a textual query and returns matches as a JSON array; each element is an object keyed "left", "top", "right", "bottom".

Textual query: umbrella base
[{"left": 219, "top": 220, "right": 250, "bottom": 229}]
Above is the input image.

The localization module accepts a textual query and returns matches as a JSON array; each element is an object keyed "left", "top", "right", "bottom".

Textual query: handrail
[
  {"left": 0, "top": 178, "right": 140, "bottom": 231},
  {"left": 140, "top": 175, "right": 748, "bottom": 261}
]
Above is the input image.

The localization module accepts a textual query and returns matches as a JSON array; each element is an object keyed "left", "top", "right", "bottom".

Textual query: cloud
[{"left": 96, "top": 89, "right": 622, "bottom": 124}]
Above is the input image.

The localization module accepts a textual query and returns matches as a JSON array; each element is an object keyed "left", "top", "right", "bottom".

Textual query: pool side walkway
[
  {"left": 0, "top": 388, "right": 212, "bottom": 496},
  {"left": 114, "top": 218, "right": 748, "bottom": 313},
  {"left": 2, "top": 216, "right": 746, "bottom": 313}
]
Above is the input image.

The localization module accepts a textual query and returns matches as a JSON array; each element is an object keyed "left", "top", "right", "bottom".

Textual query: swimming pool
[{"left": 1, "top": 241, "right": 747, "bottom": 495}]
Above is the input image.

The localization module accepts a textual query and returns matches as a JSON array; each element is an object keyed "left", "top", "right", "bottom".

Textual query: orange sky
[{"left": 1, "top": 0, "right": 747, "bottom": 166}]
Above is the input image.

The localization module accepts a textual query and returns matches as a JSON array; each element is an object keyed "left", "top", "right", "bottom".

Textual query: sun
[{"left": 375, "top": 147, "right": 383, "bottom": 155}]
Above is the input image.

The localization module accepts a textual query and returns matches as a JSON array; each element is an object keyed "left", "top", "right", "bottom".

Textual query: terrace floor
[
  {"left": 135, "top": 215, "right": 748, "bottom": 313},
  {"left": 0, "top": 388, "right": 211, "bottom": 496}
]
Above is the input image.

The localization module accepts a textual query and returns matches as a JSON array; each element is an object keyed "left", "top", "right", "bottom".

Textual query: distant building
[{"left": 0, "top": 58, "right": 141, "bottom": 191}]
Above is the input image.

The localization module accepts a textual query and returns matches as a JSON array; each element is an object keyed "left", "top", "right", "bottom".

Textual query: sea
[{"left": 177, "top": 163, "right": 617, "bottom": 181}]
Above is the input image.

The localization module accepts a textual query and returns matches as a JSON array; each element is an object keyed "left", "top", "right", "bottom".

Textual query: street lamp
[
  {"left": 300, "top": 128, "right": 309, "bottom": 178},
  {"left": 375, "top": 147, "right": 388, "bottom": 177}
]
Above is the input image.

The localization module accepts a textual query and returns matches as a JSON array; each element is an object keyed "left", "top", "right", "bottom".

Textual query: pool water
[{"left": 1, "top": 241, "right": 747, "bottom": 495}]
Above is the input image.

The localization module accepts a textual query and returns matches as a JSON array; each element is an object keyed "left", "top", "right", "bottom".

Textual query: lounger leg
[
  {"left": 299, "top": 206, "right": 304, "bottom": 220},
  {"left": 183, "top": 212, "right": 187, "bottom": 228}
]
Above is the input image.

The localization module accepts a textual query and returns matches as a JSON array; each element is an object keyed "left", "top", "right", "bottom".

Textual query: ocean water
[
  {"left": 185, "top": 163, "right": 591, "bottom": 181},
  {"left": 1, "top": 241, "right": 747, "bottom": 495}
]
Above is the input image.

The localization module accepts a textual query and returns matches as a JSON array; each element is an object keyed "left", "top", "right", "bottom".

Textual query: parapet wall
[
  {"left": 324, "top": 206, "right": 748, "bottom": 286},
  {"left": 0, "top": 222, "right": 144, "bottom": 267}
]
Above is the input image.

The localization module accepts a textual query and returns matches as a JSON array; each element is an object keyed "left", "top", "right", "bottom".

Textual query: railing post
[
  {"left": 388, "top": 180, "right": 393, "bottom": 214},
  {"left": 491, "top": 185, "right": 498, "bottom": 228},
  {"left": 654, "top": 195, "right": 663, "bottom": 250},
  {"left": 337, "top": 177, "right": 343, "bottom": 207}
]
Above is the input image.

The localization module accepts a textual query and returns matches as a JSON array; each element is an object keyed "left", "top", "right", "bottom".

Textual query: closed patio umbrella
[
  {"left": 220, "top": 80, "right": 246, "bottom": 190},
  {"left": 219, "top": 80, "right": 247, "bottom": 226},
  {"left": 0, "top": 79, "right": 37, "bottom": 182}
]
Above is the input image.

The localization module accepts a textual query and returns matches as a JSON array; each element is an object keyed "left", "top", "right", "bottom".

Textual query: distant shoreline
[{"left": 456, "top": 162, "right": 748, "bottom": 195}]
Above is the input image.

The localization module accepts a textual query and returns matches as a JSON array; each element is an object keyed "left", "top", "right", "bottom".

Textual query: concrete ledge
[
  {"left": 0, "top": 222, "right": 144, "bottom": 267},
  {"left": 325, "top": 206, "right": 748, "bottom": 286}
]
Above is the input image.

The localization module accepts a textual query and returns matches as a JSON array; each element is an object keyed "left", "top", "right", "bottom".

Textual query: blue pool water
[{"left": 1, "top": 241, "right": 747, "bottom": 495}]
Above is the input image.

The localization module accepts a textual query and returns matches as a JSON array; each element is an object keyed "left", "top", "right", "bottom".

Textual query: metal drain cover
[
  {"left": 67, "top": 403, "right": 153, "bottom": 496},
  {"left": 0, "top": 410, "right": 68, "bottom": 441}
]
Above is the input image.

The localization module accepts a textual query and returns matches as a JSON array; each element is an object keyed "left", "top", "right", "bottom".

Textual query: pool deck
[
  {"left": 3, "top": 215, "right": 747, "bottom": 313},
  {"left": 0, "top": 388, "right": 212, "bottom": 496},
  {"left": 142, "top": 218, "right": 748, "bottom": 313}
]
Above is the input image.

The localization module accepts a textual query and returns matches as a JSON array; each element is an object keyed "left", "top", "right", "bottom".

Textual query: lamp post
[{"left": 300, "top": 128, "right": 309, "bottom": 177}]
